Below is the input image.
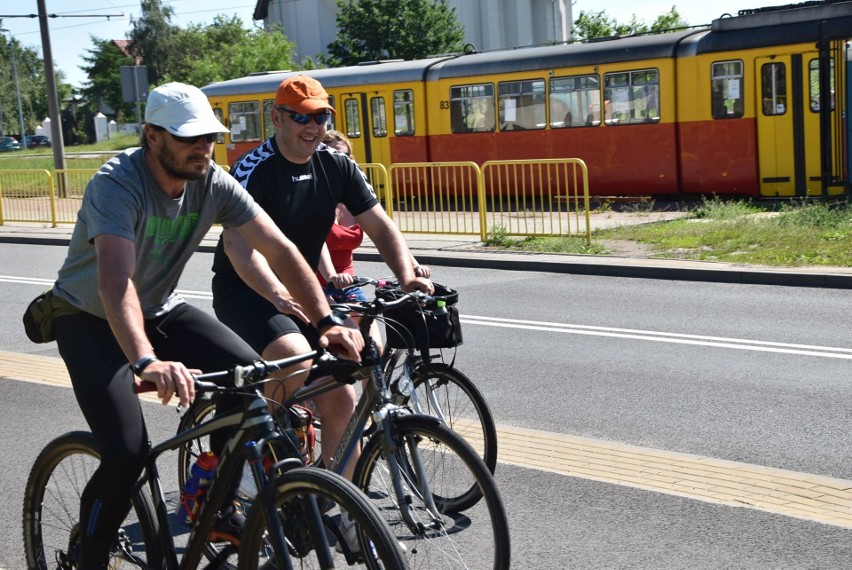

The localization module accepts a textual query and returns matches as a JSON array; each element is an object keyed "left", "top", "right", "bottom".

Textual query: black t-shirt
[{"left": 211, "top": 139, "right": 378, "bottom": 302}]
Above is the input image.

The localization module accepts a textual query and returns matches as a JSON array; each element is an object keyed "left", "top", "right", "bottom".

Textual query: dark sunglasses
[
  {"left": 277, "top": 107, "right": 332, "bottom": 126},
  {"left": 169, "top": 132, "right": 217, "bottom": 145}
]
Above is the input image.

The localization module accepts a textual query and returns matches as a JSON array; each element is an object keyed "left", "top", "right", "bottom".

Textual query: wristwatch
[
  {"left": 131, "top": 355, "right": 159, "bottom": 376},
  {"left": 316, "top": 312, "right": 347, "bottom": 334}
]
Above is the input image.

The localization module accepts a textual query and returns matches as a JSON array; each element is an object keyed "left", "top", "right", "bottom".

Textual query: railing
[{"left": 0, "top": 159, "right": 591, "bottom": 243}]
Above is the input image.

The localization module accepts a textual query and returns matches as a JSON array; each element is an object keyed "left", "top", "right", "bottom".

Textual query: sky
[{"left": 0, "top": 0, "right": 788, "bottom": 90}]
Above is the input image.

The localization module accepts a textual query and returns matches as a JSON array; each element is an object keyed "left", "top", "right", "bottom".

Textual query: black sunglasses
[
  {"left": 277, "top": 107, "right": 332, "bottom": 126},
  {"left": 169, "top": 132, "right": 217, "bottom": 145}
]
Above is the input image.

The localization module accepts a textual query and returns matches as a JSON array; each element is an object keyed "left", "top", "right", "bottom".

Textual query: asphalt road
[{"left": 2, "top": 244, "right": 852, "bottom": 568}]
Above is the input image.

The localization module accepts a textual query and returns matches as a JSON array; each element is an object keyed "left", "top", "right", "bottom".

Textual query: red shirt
[{"left": 318, "top": 223, "right": 363, "bottom": 285}]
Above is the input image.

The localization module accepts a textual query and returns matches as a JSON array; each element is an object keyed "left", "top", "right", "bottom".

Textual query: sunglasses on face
[
  {"left": 277, "top": 107, "right": 332, "bottom": 126},
  {"left": 169, "top": 132, "right": 217, "bottom": 145}
]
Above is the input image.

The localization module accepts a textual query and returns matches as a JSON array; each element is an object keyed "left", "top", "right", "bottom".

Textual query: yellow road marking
[{"left": 5, "top": 350, "right": 851, "bottom": 528}]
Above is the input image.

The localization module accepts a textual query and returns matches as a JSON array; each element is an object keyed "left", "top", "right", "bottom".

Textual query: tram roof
[
  {"left": 424, "top": 31, "right": 704, "bottom": 80},
  {"left": 201, "top": 57, "right": 453, "bottom": 97}
]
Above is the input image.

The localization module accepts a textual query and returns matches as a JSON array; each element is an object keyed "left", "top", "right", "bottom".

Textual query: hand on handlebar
[
  {"left": 413, "top": 264, "right": 432, "bottom": 279},
  {"left": 138, "top": 360, "right": 200, "bottom": 408},
  {"left": 318, "top": 324, "right": 364, "bottom": 362},
  {"left": 329, "top": 273, "right": 356, "bottom": 288},
  {"left": 401, "top": 276, "right": 434, "bottom": 295}
]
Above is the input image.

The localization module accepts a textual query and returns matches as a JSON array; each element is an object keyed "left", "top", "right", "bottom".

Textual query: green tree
[
  {"left": 0, "top": 26, "right": 51, "bottom": 136},
  {"left": 323, "top": 0, "right": 465, "bottom": 67},
  {"left": 573, "top": 6, "right": 688, "bottom": 41},
  {"left": 164, "top": 17, "right": 296, "bottom": 87},
  {"left": 650, "top": 7, "right": 689, "bottom": 32},
  {"left": 129, "top": 0, "right": 178, "bottom": 84},
  {"left": 79, "top": 38, "right": 137, "bottom": 121}
]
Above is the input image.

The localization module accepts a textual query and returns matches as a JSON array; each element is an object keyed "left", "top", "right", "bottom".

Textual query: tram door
[
  {"left": 339, "top": 92, "right": 392, "bottom": 168},
  {"left": 755, "top": 53, "right": 832, "bottom": 197}
]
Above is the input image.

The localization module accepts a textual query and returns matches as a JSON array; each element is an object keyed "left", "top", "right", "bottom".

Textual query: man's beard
[{"left": 158, "top": 144, "right": 210, "bottom": 181}]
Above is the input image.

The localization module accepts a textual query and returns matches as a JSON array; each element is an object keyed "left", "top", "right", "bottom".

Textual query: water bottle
[
  {"left": 434, "top": 299, "right": 448, "bottom": 315},
  {"left": 177, "top": 451, "right": 219, "bottom": 525}
]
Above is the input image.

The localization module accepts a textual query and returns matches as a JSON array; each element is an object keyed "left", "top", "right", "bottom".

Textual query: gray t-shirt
[{"left": 54, "top": 147, "right": 260, "bottom": 319}]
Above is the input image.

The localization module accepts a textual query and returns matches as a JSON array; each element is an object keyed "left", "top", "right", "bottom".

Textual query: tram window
[
  {"left": 603, "top": 69, "right": 660, "bottom": 125},
  {"left": 371, "top": 96, "right": 388, "bottom": 137},
  {"left": 450, "top": 84, "right": 495, "bottom": 133},
  {"left": 808, "top": 59, "right": 835, "bottom": 112},
  {"left": 262, "top": 100, "right": 275, "bottom": 140},
  {"left": 344, "top": 98, "right": 361, "bottom": 139},
  {"left": 229, "top": 101, "right": 262, "bottom": 142},
  {"left": 212, "top": 108, "right": 225, "bottom": 144},
  {"left": 498, "top": 79, "right": 545, "bottom": 131},
  {"left": 393, "top": 90, "right": 415, "bottom": 136},
  {"left": 761, "top": 62, "right": 786, "bottom": 116},
  {"left": 711, "top": 60, "right": 744, "bottom": 119},
  {"left": 550, "top": 74, "right": 600, "bottom": 128}
]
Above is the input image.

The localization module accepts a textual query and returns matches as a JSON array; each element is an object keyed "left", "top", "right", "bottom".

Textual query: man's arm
[
  {"left": 94, "top": 234, "right": 197, "bottom": 406},
  {"left": 230, "top": 210, "right": 363, "bottom": 359},
  {"left": 355, "top": 204, "right": 433, "bottom": 293},
  {"left": 222, "top": 225, "right": 308, "bottom": 323}
]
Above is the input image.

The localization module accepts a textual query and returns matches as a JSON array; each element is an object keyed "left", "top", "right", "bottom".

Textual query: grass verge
[{"left": 486, "top": 198, "right": 852, "bottom": 267}]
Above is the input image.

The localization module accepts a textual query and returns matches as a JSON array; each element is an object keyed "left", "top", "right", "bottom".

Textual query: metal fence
[{"left": 0, "top": 159, "right": 590, "bottom": 242}]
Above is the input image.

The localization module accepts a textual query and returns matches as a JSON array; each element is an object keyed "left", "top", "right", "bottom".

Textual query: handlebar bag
[{"left": 377, "top": 283, "right": 463, "bottom": 352}]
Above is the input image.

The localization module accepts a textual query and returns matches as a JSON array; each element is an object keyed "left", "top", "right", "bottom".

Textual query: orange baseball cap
[{"left": 274, "top": 75, "right": 336, "bottom": 115}]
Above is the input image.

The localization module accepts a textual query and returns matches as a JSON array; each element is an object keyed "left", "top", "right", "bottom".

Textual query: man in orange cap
[{"left": 211, "top": 75, "right": 431, "bottom": 550}]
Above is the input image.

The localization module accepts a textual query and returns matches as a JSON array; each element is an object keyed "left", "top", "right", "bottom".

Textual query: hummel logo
[{"left": 292, "top": 174, "right": 313, "bottom": 182}]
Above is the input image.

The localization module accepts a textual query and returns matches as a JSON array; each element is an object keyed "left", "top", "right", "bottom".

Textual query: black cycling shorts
[{"left": 214, "top": 284, "right": 321, "bottom": 354}]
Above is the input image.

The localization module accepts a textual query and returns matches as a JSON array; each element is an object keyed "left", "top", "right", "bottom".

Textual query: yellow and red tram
[{"left": 201, "top": 1, "right": 852, "bottom": 199}]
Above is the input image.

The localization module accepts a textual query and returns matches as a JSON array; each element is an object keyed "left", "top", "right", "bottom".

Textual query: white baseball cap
[{"left": 145, "top": 82, "right": 228, "bottom": 137}]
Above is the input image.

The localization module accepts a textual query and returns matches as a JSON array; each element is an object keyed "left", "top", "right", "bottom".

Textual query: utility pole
[{"left": 37, "top": 0, "right": 65, "bottom": 172}]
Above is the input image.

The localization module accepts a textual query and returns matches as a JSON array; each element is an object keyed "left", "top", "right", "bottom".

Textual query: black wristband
[
  {"left": 131, "top": 355, "right": 159, "bottom": 376},
  {"left": 316, "top": 312, "right": 346, "bottom": 334}
]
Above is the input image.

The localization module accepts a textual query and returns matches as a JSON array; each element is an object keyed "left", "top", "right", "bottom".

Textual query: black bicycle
[
  {"left": 22, "top": 352, "right": 408, "bottom": 569},
  {"left": 178, "top": 287, "right": 512, "bottom": 569}
]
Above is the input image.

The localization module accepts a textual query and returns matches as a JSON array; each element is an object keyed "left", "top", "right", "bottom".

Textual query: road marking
[
  {"left": 461, "top": 315, "right": 852, "bottom": 359},
  {"left": 4, "top": 350, "right": 851, "bottom": 530},
  {"left": 8, "top": 274, "right": 851, "bottom": 360}
]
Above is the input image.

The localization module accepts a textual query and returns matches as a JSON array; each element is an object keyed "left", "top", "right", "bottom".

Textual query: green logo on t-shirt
[{"left": 144, "top": 213, "right": 200, "bottom": 268}]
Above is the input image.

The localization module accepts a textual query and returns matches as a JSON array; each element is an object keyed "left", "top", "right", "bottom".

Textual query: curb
[{"left": 3, "top": 233, "right": 851, "bottom": 290}]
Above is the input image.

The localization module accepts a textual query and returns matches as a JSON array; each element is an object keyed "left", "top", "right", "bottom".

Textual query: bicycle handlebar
[{"left": 132, "top": 348, "right": 370, "bottom": 395}]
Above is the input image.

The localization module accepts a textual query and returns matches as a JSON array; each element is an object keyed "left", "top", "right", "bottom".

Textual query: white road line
[{"left": 7, "top": 275, "right": 850, "bottom": 359}]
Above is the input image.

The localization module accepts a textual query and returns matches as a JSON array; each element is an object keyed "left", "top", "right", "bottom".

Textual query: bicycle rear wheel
[
  {"left": 405, "top": 362, "right": 498, "bottom": 474},
  {"left": 353, "top": 414, "right": 511, "bottom": 569},
  {"left": 239, "top": 466, "right": 408, "bottom": 569},
  {"left": 22, "top": 431, "right": 163, "bottom": 569}
]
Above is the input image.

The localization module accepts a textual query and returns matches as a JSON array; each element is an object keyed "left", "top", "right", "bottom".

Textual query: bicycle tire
[
  {"left": 22, "top": 431, "right": 163, "bottom": 569},
  {"left": 239, "top": 466, "right": 409, "bottom": 569},
  {"left": 353, "top": 415, "right": 511, "bottom": 569},
  {"left": 176, "top": 397, "right": 217, "bottom": 490},
  {"left": 403, "top": 362, "right": 498, "bottom": 475}
]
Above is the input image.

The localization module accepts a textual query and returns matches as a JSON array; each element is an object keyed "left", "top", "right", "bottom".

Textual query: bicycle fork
[{"left": 375, "top": 407, "right": 444, "bottom": 533}]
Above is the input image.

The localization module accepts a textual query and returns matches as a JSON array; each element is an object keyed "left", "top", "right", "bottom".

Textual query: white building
[{"left": 252, "top": 0, "right": 572, "bottom": 64}]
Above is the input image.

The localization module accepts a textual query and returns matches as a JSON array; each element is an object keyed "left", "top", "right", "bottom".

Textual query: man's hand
[
  {"left": 274, "top": 293, "right": 309, "bottom": 323},
  {"left": 413, "top": 265, "right": 432, "bottom": 279},
  {"left": 139, "top": 360, "right": 200, "bottom": 407},
  {"left": 318, "top": 325, "right": 364, "bottom": 362},
  {"left": 401, "top": 276, "right": 434, "bottom": 295}
]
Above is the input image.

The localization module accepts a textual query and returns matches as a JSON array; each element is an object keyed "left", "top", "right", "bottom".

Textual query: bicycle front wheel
[
  {"left": 239, "top": 466, "right": 408, "bottom": 569},
  {"left": 405, "top": 362, "right": 498, "bottom": 475},
  {"left": 22, "top": 431, "right": 162, "bottom": 569},
  {"left": 353, "top": 415, "right": 511, "bottom": 569}
]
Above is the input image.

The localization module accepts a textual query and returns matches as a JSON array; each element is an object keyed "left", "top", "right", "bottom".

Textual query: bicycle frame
[
  {"left": 140, "top": 359, "right": 320, "bottom": 569},
  {"left": 287, "top": 332, "right": 444, "bottom": 533}
]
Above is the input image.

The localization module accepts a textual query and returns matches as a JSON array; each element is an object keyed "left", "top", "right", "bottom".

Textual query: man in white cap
[{"left": 46, "top": 82, "right": 362, "bottom": 567}]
